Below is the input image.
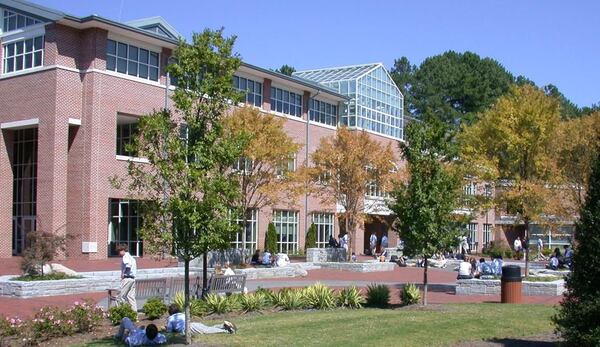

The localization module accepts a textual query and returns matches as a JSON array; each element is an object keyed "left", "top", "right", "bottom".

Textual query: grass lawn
[{"left": 76, "top": 303, "right": 556, "bottom": 347}]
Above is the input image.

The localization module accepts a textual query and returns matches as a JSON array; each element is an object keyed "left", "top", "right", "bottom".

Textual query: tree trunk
[
  {"left": 423, "top": 256, "right": 428, "bottom": 306},
  {"left": 241, "top": 209, "right": 248, "bottom": 264},
  {"left": 345, "top": 216, "right": 350, "bottom": 261},
  {"left": 184, "top": 259, "right": 191, "bottom": 345},
  {"left": 524, "top": 218, "right": 530, "bottom": 279},
  {"left": 201, "top": 252, "right": 208, "bottom": 298}
]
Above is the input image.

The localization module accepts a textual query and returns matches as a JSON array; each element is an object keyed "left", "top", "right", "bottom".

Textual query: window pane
[
  {"left": 16, "top": 41, "right": 24, "bottom": 55},
  {"left": 34, "top": 36, "right": 43, "bottom": 50},
  {"left": 117, "top": 43, "right": 127, "bottom": 58},
  {"left": 15, "top": 56, "right": 23, "bottom": 70},
  {"left": 149, "top": 67, "right": 158, "bottom": 81},
  {"left": 25, "top": 39, "right": 33, "bottom": 52},
  {"left": 107, "top": 40, "right": 116, "bottom": 55},
  {"left": 139, "top": 49, "right": 149, "bottom": 64},
  {"left": 149, "top": 52, "right": 158, "bottom": 66},
  {"left": 128, "top": 61, "right": 138, "bottom": 76},
  {"left": 33, "top": 51, "right": 42, "bottom": 66},
  {"left": 117, "top": 58, "right": 127, "bottom": 73},
  {"left": 138, "top": 64, "right": 148, "bottom": 78},
  {"left": 106, "top": 55, "right": 116, "bottom": 70},
  {"left": 24, "top": 53, "right": 32, "bottom": 69},
  {"left": 128, "top": 45, "right": 138, "bottom": 60}
]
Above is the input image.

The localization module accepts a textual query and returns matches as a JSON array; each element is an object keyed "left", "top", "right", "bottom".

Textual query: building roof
[{"left": 293, "top": 63, "right": 381, "bottom": 83}]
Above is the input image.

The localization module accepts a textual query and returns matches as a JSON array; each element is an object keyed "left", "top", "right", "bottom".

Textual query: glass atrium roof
[{"left": 293, "top": 63, "right": 380, "bottom": 83}]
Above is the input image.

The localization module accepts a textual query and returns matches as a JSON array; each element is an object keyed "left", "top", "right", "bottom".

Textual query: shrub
[
  {"left": 20, "top": 231, "right": 67, "bottom": 276},
  {"left": 30, "top": 306, "right": 76, "bottom": 341},
  {"left": 278, "top": 289, "right": 305, "bottom": 311},
  {"left": 336, "top": 286, "right": 364, "bottom": 309},
  {"left": 108, "top": 303, "right": 137, "bottom": 325},
  {"left": 255, "top": 287, "right": 275, "bottom": 306},
  {"left": 265, "top": 223, "right": 278, "bottom": 254},
  {"left": 66, "top": 300, "right": 106, "bottom": 333},
  {"left": 204, "top": 294, "right": 236, "bottom": 315},
  {"left": 303, "top": 283, "right": 335, "bottom": 310},
  {"left": 143, "top": 297, "right": 167, "bottom": 320},
  {"left": 271, "top": 288, "right": 291, "bottom": 307},
  {"left": 239, "top": 292, "right": 268, "bottom": 313},
  {"left": 486, "top": 240, "right": 512, "bottom": 259},
  {"left": 366, "top": 283, "right": 390, "bottom": 308},
  {"left": 542, "top": 248, "right": 553, "bottom": 257},
  {"left": 0, "top": 316, "right": 24, "bottom": 338},
  {"left": 174, "top": 292, "right": 208, "bottom": 317},
  {"left": 305, "top": 223, "right": 317, "bottom": 249},
  {"left": 400, "top": 283, "right": 421, "bottom": 306}
]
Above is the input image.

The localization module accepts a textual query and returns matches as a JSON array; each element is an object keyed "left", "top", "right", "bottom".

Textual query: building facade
[{"left": 0, "top": 0, "right": 500, "bottom": 260}]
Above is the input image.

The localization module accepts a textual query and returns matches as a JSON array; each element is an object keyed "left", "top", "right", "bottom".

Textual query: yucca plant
[
  {"left": 366, "top": 283, "right": 390, "bottom": 308},
  {"left": 400, "top": 283, "right": 421, "bottom": 306},
  {"left": 271, "top": 288, "right": 292, "bottom": 308},
  {"left": 174, "top": 292, "right": 207, "bottom": 317},
  {"left": 303, "top": 283, "right": 335, "bottom": 310},
  {"left": 239, "top": 292, "right": 268, "bottom": 313},
  {"left": 204, "top": 293, "right": 236, "bottom": 315},
  {"left": 279, "top": 289, "right": 305, "bottom": 310},
  {"left": 255, "top": 287, "right": 276, "bottom": 306},
  {"left": 336, "top": 286, "right": 364, "bottom": 309}
]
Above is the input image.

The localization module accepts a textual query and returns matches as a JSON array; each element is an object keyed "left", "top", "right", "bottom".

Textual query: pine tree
[
  {"left": 305, "top": 223, "right": 317, "bottom": 249},
  {"left": 265, "top": 222, "right": 278, "bottom": 254},
  {"left": 553, "top": 149, "right": 600, "bottom": 345}
]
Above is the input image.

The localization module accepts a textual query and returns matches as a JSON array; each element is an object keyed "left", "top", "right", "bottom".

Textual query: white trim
[
  {"left": 0, "top": 22, "right": 46, "bottom": 41},
  {"left": 0, "top": 117, "right": 39, "bottom": 129},
  {"left": 101, "top": 69, "right": 162, "bottom": 87},
  {"left": 265, "top": 109, "right": 306, "bottom": 124},
  {"left": 68, "top": 118, "right": 81, "bottom": 125},
  {"left": 308, "top": 120, "right": 337, "bottom": 131},
  {"left": 116, "top": 155, "right": 149, "bottom": 163},
  {"left": 0, "top": 64, "right": 50, "bottom": 79}
]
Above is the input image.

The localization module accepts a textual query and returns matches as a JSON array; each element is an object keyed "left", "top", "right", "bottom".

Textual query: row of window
[
  {"left": 108, "top": 198, "right": 336, "bottom": 256},
  {"left": 2, "top": 8, "right": 41, "bottom": 33},
  {"left": 270, "top": 86, "right": 303, "bottom": 117},
  {"left": 233, "top": 75, "right": 262, "bottom": 107},
  {"left": 463, "top": 182, "right": 493, "bottom": 197},
  {"left": 466, "top": 223, "right": 494, "bottom": 249},
  {"left": 2, "top": 35, "right": 43, "bottom": 74},
  {"left": 106, "top": 39, "right": 160, "bottom": 81}
]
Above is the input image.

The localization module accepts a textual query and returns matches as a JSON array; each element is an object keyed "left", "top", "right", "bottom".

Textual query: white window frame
[
  {"left": 231, "top": 209, "right": 258, "bottom": 251},
  {"left": 467, "top": 223, "right": 478, "bottom": 250},
  {"left": 233, "top": 75, "right": 263, "bottom": 107},
  {"left": 106, "top": 37, "right": 161, "bottom": 82},
  {"left": 1, "top": 26, "right": 45, "bottom": 76},
  {"left": 272, "top": 210, "right": 299, "bottom": 253},
  {"left": 270, "top": 85, "right": 303, "bottom": 117},
  {"left": 311, "top": 213, "right": 334, "bottom": 248},
  {"left": 1, "top": 8, "right": 43, "bottom": 35},
  {"left": 483, "top": 223, "right": 492, "bottom": 246},
  {"left": 464, "top": 182, "right": 476, "bottom": 196}
]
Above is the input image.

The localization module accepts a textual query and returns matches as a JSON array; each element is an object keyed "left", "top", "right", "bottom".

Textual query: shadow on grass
[
  {"left": 484, "top": 337, "right": 559, "bottom": 347},
  {"left": 82, "top": 334, "right": 188, "bottom": 346}
]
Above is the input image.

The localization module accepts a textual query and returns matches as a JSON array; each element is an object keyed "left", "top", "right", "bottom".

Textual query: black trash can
[{"left": 501, "top": 265, "right": 522, "bottom": 303}]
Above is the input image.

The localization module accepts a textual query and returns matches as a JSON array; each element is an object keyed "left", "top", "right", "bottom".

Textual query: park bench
[{"left": 207, "top": 274, "right": 247, "bottom": 295}]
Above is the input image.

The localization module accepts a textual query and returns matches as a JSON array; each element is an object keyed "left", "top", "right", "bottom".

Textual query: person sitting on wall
[
  {"left": 275, "top": 253, "right": 290, "bottom": 267},
  {"left": 351, "top": 252, "right": 357, "bottom": 262},
  {"left": 560, "top": 245, "right": 573, "bottom": 269},
  {"left": 115, "top": 318, "right": 167, "bottom": 346},
  {"left": 165, "top": 304, "right": 236, "bottom": 335},
  {"left": 457, "top": 257, "right": 473, "bottom": 280},
  {"left": 251, "top": 249, "right": 261, "bottom": 265},
  {"left": 261, "top": 250, "right": 272, "bottom": 266},
  {"left": 547, "top": 254, "right": 559, "bottom": 270},
  {"left": 328, "top": 235, "right": 339, "bottom": 248},
  {"left": 478, "top": 258, "right": 494, "bottom": 277}
]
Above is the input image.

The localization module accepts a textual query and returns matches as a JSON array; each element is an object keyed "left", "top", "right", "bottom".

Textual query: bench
[{"left": 207, "top": 274, "right": 247, "bottom": 295}]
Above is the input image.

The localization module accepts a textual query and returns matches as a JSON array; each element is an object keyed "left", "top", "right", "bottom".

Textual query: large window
[
  {"left": 233, "top": 157, "right": 253, "bottom": 173},
  {"left": 12, "top": 128, "right": 37, "bottom": 256},
  {"left": 276, "top": 154, "right": 296, "bottom": 177},
  {"left": 312, "top": 213, "right": 334, "bottom": 248},
  {"left": 272, "top": 210, "right": 298, "bottom": 253},
  {"left": 2, "top": 9, "right": 41, "bottom": 33},
  {"left": 464, "top": 182, "right": 476, "bottom": 196},
  {"left": 109, "top": 199, "right": 143, "bottom": 256},
  {"left": 309, "top": 99, "right": 338, "bottom": 126},
  {"left": 231, "top": 209, "right": 258, "bottom": 251},
  {"left": 270, "top": 87, "right": 302, "bottom": 117},
  {"left": 483, "top": 224, "right": 492, "bottom": 246},
  {"left": 116, "top": 115, "right": 139, "bottom": 157},
  {"left": 233, "top": 75, "right": 262, "bottom": 107},
  {"left": 2, "top": 36, "right": 43, "bottom": 74},
  {"left": 106, "top": 39, "right": 159, "bottom": 81},
  {"left": 467, "top": 223, "right": 478, "bottom": 250}
]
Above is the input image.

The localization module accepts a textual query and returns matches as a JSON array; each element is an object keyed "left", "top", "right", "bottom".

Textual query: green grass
[
  {"left": 76, "top": 303, "right": 556, "bottom": 347},
  {"left": 11, "top": 273, "right": 82, "bottom": 281}
]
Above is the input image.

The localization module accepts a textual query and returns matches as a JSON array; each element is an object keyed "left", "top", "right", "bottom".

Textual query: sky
[{"left": 33, "top": 0, "right": 600, "bottom": 107}]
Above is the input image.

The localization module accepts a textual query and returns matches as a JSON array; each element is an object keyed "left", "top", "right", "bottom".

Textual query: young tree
[
  {"left": 305, "top": 223, "right": 317, "bottom": 249},
  {"left": 223, "top": 107, "right": 302, "bottom": 259},
  {"left": 388, "top": 119, "right": 464, "bottom": 305},
  {"left": 553, "top": 148, "right": 600, "bottom": 346},
  {"left": 124, "top": 29, "right": 243, "bottom": 345},
  {"left": 308, "top": 127, "right": 396, "bottom": 260},
  {"left": 21, "top": 231, "right": 67, "bottom": 276},
  {"left": 460, "top": 84, "right": 563, "bottom": 276},
  {"left": 265, "top": 222, "right": 277, "bottom": 255}
]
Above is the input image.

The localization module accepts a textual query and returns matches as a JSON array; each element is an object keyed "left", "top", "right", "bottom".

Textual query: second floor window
[
  {"left": 464, "top": 182, "right": 476, "bottom": 196},
  {"left": 2, "top": 9, "right": 42, "bottom": 33},
  {"left": 2, "top": 36, "right": 43, "bottom": 74},
  {"left": 233, "top": 75, "right": 262, "bottom": 107},
  {"left": 271, "top": 87, "right": 302, "bottom": 117},
  {"left": 106, "top": 39, "right": 159, "bottom": 81},
  {"left": 310, "top": 99, "right": 338, "bottom": 126},
  {"left": 116, "top": 115, "right": 139, "bottom": 157}
]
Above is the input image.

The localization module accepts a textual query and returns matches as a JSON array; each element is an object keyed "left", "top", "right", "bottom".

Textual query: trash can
[{"left": 501, "top": 265, "right": 522, "bottom": 303}]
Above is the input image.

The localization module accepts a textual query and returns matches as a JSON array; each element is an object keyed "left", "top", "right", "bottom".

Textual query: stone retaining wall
[
  {"left": 456, "top": 278, "right": 565, "bottom": 296},
  {"left": 306, "top": 248, "right": 346, "bottom": 263},
  {"left": 315, "top": 261, "right": 395, "bottom": 272}
]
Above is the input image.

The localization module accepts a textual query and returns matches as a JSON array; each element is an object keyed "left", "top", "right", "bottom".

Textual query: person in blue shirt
[
  {"left": 115, "top": 318, "right": 166, "bottom": 346},
  {"left": 492, "top": 255, "right": 504, "bottom": 276},
  {"left": 262, "top": 250, "right": 272, "bottom": 266},
  {"left": 478, "top": 258, "right": 494, "bottom": 276},
  {"left": 166, "top": 304, "right": 236, "bottom": 335}
]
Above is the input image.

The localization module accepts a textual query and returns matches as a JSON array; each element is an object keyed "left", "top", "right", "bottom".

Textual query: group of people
[
  {"left": 327, "top": 233, "right": 350, "bottom": 251},
  {"left": 513, "top": 236, "right": 530, "bottom": 260},
  {"left": 457, "top": 256, "right": 504, "bottom": 279},
  {"left": 250, "top": 249, "right": 290, "bottom": 267},
  {"left": 547, "top": 245, "right": 574, "bottom": 270},
  {"left": 368, "top": 232, "right": 389, "bottom": 258},
  {"left": 113, "top": 245, "right": 238, "bottom": 346}
]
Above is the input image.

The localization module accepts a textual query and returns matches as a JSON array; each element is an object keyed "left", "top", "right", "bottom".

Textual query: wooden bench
[
  {"left": 207, "top": 274, "right": 247, "bottom": 295},
  {"left": 108, "top": 278, "right": 167, "bottom": 309}
]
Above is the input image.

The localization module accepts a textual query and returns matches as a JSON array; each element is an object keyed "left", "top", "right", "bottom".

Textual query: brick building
[{"left": 0, "top": 0, "right": 500, "bottom": 260}]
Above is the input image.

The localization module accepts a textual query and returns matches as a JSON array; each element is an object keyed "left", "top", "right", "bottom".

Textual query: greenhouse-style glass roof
[{"left": 293, "top": 63, "right": 379, "bottom": 83}]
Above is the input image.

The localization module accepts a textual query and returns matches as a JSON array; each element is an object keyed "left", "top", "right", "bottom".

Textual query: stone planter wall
[
  {"left": 456, "top": 278, "right": 565, "bottom": 296},
  {"left": 316, "top": 261, "right": 395, "bottom": 272},
  {"left": 306, "top": 248, "right": 346, "bottom": 263}
]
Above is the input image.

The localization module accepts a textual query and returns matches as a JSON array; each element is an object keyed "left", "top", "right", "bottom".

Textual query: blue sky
[{"left": 34, "top": 0, "right": 600, "bottom": 107}]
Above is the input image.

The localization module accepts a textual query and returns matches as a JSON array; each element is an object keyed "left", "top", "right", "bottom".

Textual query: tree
[
  {"left": 223, "top": 106, "right": 302, "bottom": 259},
  {"left": 459, "top": 84, "right": 563, "bottom": 276},
  {"left": 305, "top": 223, "right": 317, "bottom": 249},
  {"left": 123, "top": 29, "right": 243, "bottom": 345},
  {"left": 390, "top": 56, "right": 417, "bottom": 115},
  {"left": 276, "top": 64, "right": 296, "bottom": 76},
  {"left": 265, "top": 222, "right": 277, "bottom": 254},
  {"left": 553, "top": 147, "right": 600, "bottom": 346},
  {"left": 388, "top": 119, "right": 464, "bottom": 305},
  {"left": 391, "top": 51, "right": 514, "bottom": 127},
  {"left": 21, "top": 231, "right": 67, "bottom": 276},
  {"left": 543, "top": 84, "right": 581, "bottom": 119},
  {"left": 308, "top": 127, "right": 396, "bottom": 260}
]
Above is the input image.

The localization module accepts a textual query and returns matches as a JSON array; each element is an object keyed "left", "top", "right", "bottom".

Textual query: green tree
[
  {"left": 389, "top": 119, "right": 464, "bottom": 305},
  {"left": 305, "top": 223, "right": 317, "bottom": 249},
  {"left": 543, "top": 84, "right": 581, "bottom": 119},
  {"left": 123, "top": 29, "right": 243, "bottom": 344},
  {"left": 460, "top": 84, "right": 563, "bottom": 276},
  {"left": 395, "top": 51, "right": 514, "bottom": 127},
  {"left": 553, "top": 148, "right": 600, "bottom": 346},
  {"left": 265, "top": 222, "right": 278, "bottom": 254},
  {"left": 223, "top": 107, "right": 302, "bottom": 260},
  {"left": 390, "top": 56, "right": 417, "bottom": 115},
  {"left": 276, "top": 64, "right": 296, "bottom": 76}
]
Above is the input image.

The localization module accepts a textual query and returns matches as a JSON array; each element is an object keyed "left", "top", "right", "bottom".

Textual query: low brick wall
[
  {"left": 315, "top": 261, "right": 396, "bottom": 272},
  {"left": 456, "top": 278, "right": 565, "bottom": 296},
  {"left": 306, "top": 248, "right": 347, "bottom": 262}
]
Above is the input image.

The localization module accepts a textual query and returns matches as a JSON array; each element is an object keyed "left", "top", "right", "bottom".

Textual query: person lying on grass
[
  {"left": 115, "top": 318, "right": 167, "bottom": 346},
  {"left": 166, "top": 303, "right": 237, "bottom": 335}
]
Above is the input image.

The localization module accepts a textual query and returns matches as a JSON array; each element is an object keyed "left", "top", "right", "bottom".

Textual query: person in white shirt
[
  {"left": 537, "top": 238, "right": 546, "bottom": 260},
  {"left": 117, "top": 244, "right": 137, "bottom": 312},
  {"left": 342, "top": 233, "right": 349, "bottom": 251},
  {"left": 223, "top": 262, "right": 235, "bottom": 276},
  {"left": 457, "top": 257, "right": 473, "bottom": 279},
  {"left": 275, "top": 253, "right": 290, "bottom": 267},
  {"left": 165, "top": 304, "right": 236, "bottom": 335},
  {"left": 513, "top": 237, "right": 523, "bottom": 259}
]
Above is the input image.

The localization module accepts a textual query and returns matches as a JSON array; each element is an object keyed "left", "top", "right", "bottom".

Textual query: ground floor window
[
  {"left": 467, "top": 223, "right": 478, "bottom": 251},
  {"left": 483, "top": 224, "right": 492, "bottom": 246},
  {"left": 272, "top": 210, "right": 298, "bottom": 253},
  {"left": 12, "top": 128, "right": 37, "bottom": 255},
  {"left": 109, "top": 199, "right": 143, "bottom": 256},
  {"left": 312, "top": 213, "right": 334, "bottom": 248},
  {"left": 231, "top": 209, "right": 258, "bottom": 251}
]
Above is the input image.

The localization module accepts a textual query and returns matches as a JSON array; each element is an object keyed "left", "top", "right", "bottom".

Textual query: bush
[
  {"left": 20, "top": 231, "right": 67, "bottom": 276},
  {"left": 265, "top": 223, "right": 278, "bottom": 254},
  {"left": 271, "top": 288, "right": 291, "bottom": 307},
  {"left": 255, "top": 287, "right": 275, "bottom": 306},
  {"left": 143, "top": 297, "right": 167, "bottom": 320},
  {"left": 0, "top": 316, "right": 24, "bottom": 338},
  {"left": 108, "top": 303, "right": 137, "bottom": 325},
  {"left": 11, "top": 273, "right": 81, "bottom": 281},
  {"left": 303, "top": 283, "right": 335, "bottom": 310},
  {"left": 400, "top": 283, "right": 421, "bottom": 306},
  {"left": 66, "top": 300, "right": 106, "bottom": 333},
  {"left": 239, "top": 292, "right": 268, "bottom": 313},
  {"left": 336, "top": 286, "right": 364, "bottom": 309},
  {"left": 204, "top": 293, "right": 236, "bottom": 315},
  {"left": 486, "top": 240, "right": 512, "bottom": 259},
  {"left": 30, "top": 306, "right": 76, "bottom": 341},
  {"left": 366, "top": 283, "right": 390, "bottom": 308},
  {"left": 305, "top": 223, "right": 317, "bottom": 249},
  {"left": 278, "top": 289, "right": 305, "bottom": 311},
  {"left": 542, "top": 248, "right": 553, "bottom": 257}
]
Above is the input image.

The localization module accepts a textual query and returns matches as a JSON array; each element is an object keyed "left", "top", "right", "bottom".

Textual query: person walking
[
  {"left": 513, "top": 237, "right": 522, "bottom": 260},
  {"left": 369, "top": 232, "right": 377, "bottom": 257},
  {"left": 381, "top": 233, "right": 389, "bottom": 249},
  {"left": 117, "top": 244, "right": 137, "bottom": 312},
  {"left": 536, "top": 238, "right": 546, "bottom": 260}
]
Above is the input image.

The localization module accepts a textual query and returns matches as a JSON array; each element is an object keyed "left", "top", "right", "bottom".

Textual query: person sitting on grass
[
  {"left": 547, "top": 254, "right": 559, "bottom": 270},
  {"left": 457, "top": 257, "right": 473, "bottom": 279},
  {"left": 165, "top": 304, "right": 236, "bottom": 335},
  {"left": 115, "top": 317, "right": 167, "bottom": 346}
]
